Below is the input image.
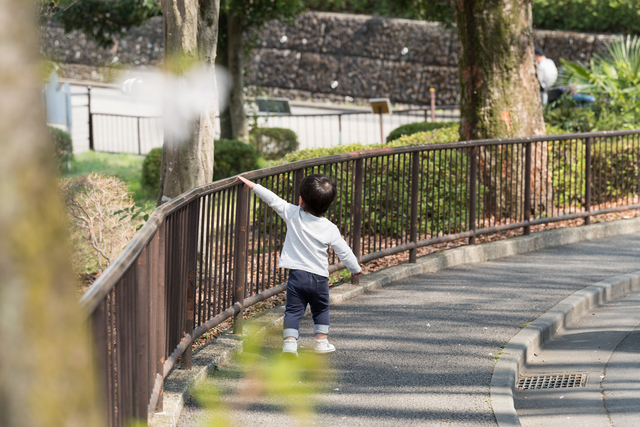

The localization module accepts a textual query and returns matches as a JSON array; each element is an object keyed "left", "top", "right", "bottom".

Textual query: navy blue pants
[{"left": 283, "top": 270, "right": 330, "bottom": 339}]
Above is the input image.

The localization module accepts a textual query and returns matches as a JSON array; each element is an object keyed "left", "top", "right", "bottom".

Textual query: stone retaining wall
[{"left": 40, "top": 12, "right": 619, "bottom": 105}]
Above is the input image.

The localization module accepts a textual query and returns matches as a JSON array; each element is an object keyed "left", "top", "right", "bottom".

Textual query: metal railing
[{"left": 79, "top": 129, "right": 640, "bottom": 425}]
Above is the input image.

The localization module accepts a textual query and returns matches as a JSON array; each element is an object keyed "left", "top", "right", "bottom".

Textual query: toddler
[{"left": 236, "top": 174, "right": 362, "bottom": 356}]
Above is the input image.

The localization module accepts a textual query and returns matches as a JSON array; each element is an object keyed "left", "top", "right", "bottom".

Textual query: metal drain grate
[{"left": 517, "top": 373, "right": 587, "bottom": 390}]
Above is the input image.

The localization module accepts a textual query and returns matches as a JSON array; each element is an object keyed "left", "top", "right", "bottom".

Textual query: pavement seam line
[
  {"left": 150, "top": 217, "right": 640, "bottom": 427},
  {"left": 490, "top": 272, "right": 640, "bottom": 427}
]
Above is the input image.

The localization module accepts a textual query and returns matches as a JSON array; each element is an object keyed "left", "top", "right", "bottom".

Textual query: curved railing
[{"left": 80, "top": 128, "right": 640, "bottom": 425}]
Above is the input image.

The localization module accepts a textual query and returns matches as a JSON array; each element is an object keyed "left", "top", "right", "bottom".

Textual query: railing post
[
  {"left": 469, "top": 146, "right": 477, "bottom": 244},
  {"left": 430, "top": 88, "right": 436, "bottom": 122},
  {"left": 233, "top": 184, "right": 249, "bottom": 334},
  {"left": 585, "top": 137, "right": 592, "bottom": 225},
  {"left": 409, "top": 152, "right": 420, "bottom": 263},
  {"left": 88, "top": 85, "right": 94, "bottom": 151},
  {"left": 524, "top": 142, "right": 532, "bottom": 235},
  {"left": 137, "top": 117, "right": 142, "bottom": 155},
  {"left": 182, "top": 201, "right": 200, "bottom": 369},
  {"left": 293, "top": 169, "right": 304, "bottom": 205},
  {"left": 134, "top": 246, "right": 150, "bottom": 420},
  {"left": 90, "top": 303, "right": 111, "bottom": 425},
  {"left": 352, "top": 159, "right": 363, "bottom": 284},
  {"left": 153, "top": 222, "right": 166, "bottom": 413},
  {"left": 338, "top": 114, "right": 343, "bottom": 145},
  {"left": 378, "top": 108, "right": 384, "bottom": 144}
]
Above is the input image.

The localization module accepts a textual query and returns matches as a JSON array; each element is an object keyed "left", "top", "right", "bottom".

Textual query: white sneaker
[
  {"left": 282, "top": 339, "right": 298, "bottom": 357},
  {"left": 314, "top": 339, "right": 336, "bottom": 354}
]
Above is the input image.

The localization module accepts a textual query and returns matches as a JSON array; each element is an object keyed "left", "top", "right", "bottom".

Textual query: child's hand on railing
[{"left": 236, "top": 176, "right": 255, "bottom": 189}]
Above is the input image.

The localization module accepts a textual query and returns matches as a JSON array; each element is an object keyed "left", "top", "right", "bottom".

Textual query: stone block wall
[{"left": 40, "top": 12, "right": 619, "bottom": 105}]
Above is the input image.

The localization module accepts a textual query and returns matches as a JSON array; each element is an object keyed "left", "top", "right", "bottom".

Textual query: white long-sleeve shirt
[{"left": 253, "top": 184, "right": 361, "bottom": 278}]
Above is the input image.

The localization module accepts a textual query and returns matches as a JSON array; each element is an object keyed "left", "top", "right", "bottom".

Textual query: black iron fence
[{"left": 79, "top": 129, "right": 640, "bottom": 425}]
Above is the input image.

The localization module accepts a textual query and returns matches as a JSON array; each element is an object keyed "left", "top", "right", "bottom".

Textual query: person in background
[{"left": 535, "top": 46, "right": 558, "bottom": 105}]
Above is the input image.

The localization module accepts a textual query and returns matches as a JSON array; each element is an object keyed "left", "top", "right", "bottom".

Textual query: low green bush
[
  {"left": 250, "top": 127, "right": 299, "bottom": 160},
  {"left": 386, "top": 121, "right": 458, "bottom": 143},
  {"left": 49, "top": 127, "right": 73, "bottom": 172},
  {"left": 214, "top": 139, "right": 261, "bottom": 181},
  {"left": 278, "top": 126, "right": 469, "bottom": 237},
  {"left": 141, "top": 147, "right": 162, "bottom": 190}
]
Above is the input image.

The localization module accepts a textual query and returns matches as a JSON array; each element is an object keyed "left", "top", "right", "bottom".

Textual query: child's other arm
[
  {"left": 236, "top": 176, "right": 289, "bottom": 218},
  {"left": 331, "top": 232, "right": 362, "bottom": 276}
]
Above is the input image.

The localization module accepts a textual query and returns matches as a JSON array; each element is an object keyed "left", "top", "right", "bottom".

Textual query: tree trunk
[
  {"left": 0, "top": 0, "right": 102, "bottom": 426},
  {"left": 450, "top": 0, "right": 550, "bottom": 218},
  {"left": 227, "top": 14, "right": 248, "bottom": 141},
  {"left": 157, "top": 0, "right": 220, "bottom": 205},
  {"left": 216, "top": 13, "right": 234, "bottom": 140}
]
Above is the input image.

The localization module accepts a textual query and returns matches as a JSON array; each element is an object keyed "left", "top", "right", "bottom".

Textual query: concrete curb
[
  {"left": 150, "top": 217, "right": 640, "bottom": 426},
  {"left": 490, "top": 272, "right": 640, "bottom": 427}
]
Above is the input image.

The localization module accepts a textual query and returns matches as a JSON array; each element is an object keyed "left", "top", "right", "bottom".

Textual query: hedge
[
  {"left": 250, "top": 127, "right": 299, "bottom": 160},
  {"left": 141, "top": 147, "right": 162, "bottom": 190},
  {"left": 386, "top": 121, "right": 458, "bottom": 143},
  {"left": 214, "top": 139, "right": 261, "bottom": 181},
  {"left": 49, "top": 127, "right": 73, "bottom": 172}
]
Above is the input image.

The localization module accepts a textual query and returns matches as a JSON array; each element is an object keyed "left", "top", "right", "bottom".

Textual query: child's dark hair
[{"left": 300, "top": 174, "right": 337, "bottom": 216}]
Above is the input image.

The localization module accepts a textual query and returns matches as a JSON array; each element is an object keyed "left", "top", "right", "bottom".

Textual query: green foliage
[
  {"left": 54, "top": 0, "right": 162, "bottom": 49},
  {"left": 214, "top": 139, "right": 261, "bottom": 181},
  {"left": 141, "top": 147, "right": 162, "bottom": 190},
  {"left": 386, "top": 121, "right": 458, "bottom": 143},
  {"left": 64, "top": 151, "right": 155, "bottom": 204},
  {"left": 305, "top": 0, "right": 454, "bottom": 26},
  {"left": 222, "top": 0, "right": 305, "bottom": 31},
  {"left": 250, "top": 127, "right": 299, "bottom": 160},
  {"left": 307, "top": 0, "right": 640, "bottom": 34},
  {"left": 547, "top": 37, "right": 640, "bottom": 132},
  {"left": 49, "top": 126, "right": 73, "bottom": 172},
  {"left": 280, "top": 127, "right": 470, "bottom": 237},
  {"left": 533, "top": 0, "right": 640, "bottom": 34},
  {"left": 560, "top": 36, "right": 640, "bottom": 104},
  {"left": 549, "top": 139, "right": 640, "bottom": 209},
  {"left": 281, "top": 125, "right": 461, "bottom": 164}
]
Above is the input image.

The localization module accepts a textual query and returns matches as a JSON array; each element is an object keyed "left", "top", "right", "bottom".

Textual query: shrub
[
  {"left": 142, "top": 147, "right": 162, "bottom": 190},
  {"left": 533, "top": 0, "right": 640, "bottom": 35},
  {"left": 250, "top": 127, "right": 299, "bottom": 160},
  {"left": 49, "top": 126, "right": 73, "bottom": 172},
  {"left": 548, "top": 36, "right": 640, "bottom": 132},
  {"left": 386, "top": 121, "right": 458, "bottom": 143},
  {"left": 278, "top": 126, "right": 468, "bottom": 237},
  {"left": 214, "top": 139, "right": 261, "bottom": 181},
  {"left": 60, "top": 173, "right": 143, "bottom": 280},
  {"left": 550, "top": 138, "right": 640, "bottom": 209}
]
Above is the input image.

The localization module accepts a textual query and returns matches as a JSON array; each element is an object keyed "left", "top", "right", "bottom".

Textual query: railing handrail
[{"left": 80, "top": 127, "right": 640, "bottom": 317}]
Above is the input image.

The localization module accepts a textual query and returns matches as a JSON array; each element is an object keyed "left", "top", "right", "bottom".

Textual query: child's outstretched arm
[
  {"left": 331, "top": 233, "right": 362, "bottom": 277},
  {"left": 235, "top": 175, "right": 290, "bottom": 219}
]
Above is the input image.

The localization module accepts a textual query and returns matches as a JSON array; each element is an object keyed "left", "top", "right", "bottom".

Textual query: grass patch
[{"left": 64, "top": 151, "right": 157, "bottom": 205}]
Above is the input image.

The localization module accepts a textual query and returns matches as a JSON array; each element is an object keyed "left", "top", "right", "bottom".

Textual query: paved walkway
[
  {"left": 515, "top": 288, "right": 640, "bottom": 427},
  {"left": 178, "top": 233, "right": 640, "bottom": 427}
]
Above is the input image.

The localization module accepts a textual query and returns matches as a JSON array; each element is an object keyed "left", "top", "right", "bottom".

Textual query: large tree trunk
[
  {"left": 0, "top": 0, "right": 102, "bottom": 426},
  {"left": 227, "top": 14, "right": 248, "bottom": 141},
  {"left": 157, "top": 0, "right": 220, "bottom": 205},
  {"left": 450, "top": 0, "right": 550, "bottom": 219}
]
